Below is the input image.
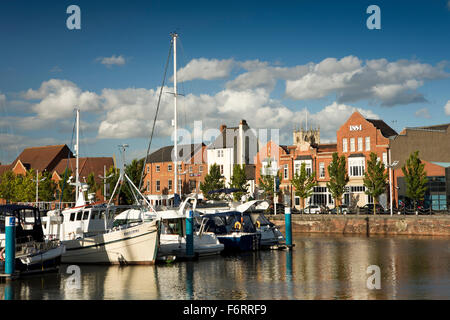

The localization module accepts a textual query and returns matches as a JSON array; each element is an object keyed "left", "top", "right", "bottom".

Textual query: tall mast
[
  {"left": 172, "top": 32, "right": 178, "bottom": 196},
  {"left": 75, "top": 108, "right": 80, "bottom": 203}
]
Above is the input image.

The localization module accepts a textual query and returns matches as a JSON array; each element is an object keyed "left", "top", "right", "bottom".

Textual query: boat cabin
[{"left": 0, "top": 205, "right": 45, "bottom": 245}]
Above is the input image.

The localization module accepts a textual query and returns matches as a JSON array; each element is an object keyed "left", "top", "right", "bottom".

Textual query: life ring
[
  {"left": 0, "top": 248, "right": 5, "bottom": 261},
  {"left": 256, "top": 221, "right": 261, "bottom": 228},
  {"left": 234, "top": 221, "right": 242, "bottom": 230}
]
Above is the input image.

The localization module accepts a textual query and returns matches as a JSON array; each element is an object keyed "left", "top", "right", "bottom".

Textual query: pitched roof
[
  {"left": 10, "top": 144, "right": 73, "bottom": 172},
  {"left": 365, "top": 119, "right": 398, "bottom": 138},
  {"left": 52, "top": 157, "right": 114, "bottom": 184},
  {"left": 146, "top": 144, "right": 204, "bottom": 163},
  {"left": 0, "top": 164, "right": 12, "bottom": 176},
  {"left": 316, "top": 143, "right": 337, "bottom": 153}
]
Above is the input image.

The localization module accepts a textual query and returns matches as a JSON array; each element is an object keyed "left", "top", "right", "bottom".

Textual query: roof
[
  {"left": 0, "top": 164, "right": 11, "bottom": 176},
  {"left": 52, "top": 157, "right": 114, "bottom": 184},
  {"left": 316, "top": 143, "right": 337, "bottom": 153},
  {"left": 365, "top": 119, "right": 398, "bottom": 138},
  {"left": 207, "top": 124, "right": 258, "bottom": 150},
  {"left": 404, "top": 123, "right": 450, "bottom": 132},
  {"left": 10, "top": 144, "right": 73, "bottom": 172},
  {"left": 146, "top": 144, "right": 204, "bottom": 163},
  {"left": 348, "top": 153, "right": 365, "bottom": 158},
  {"left": 430, "top": 162, "right": 450, "bottom": 168},
  {"left": 0, "top": 204, "right": 38, "bottom": 215}
]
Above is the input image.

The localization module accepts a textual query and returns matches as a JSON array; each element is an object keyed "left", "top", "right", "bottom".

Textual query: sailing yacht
[{"left": 42, "top": 110, "right": 160, "bottom": 264}]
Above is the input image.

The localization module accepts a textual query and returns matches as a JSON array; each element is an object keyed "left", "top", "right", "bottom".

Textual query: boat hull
[
  {"left": 158, "top": 233, "right": 224, "bottom": 258},
  {"left": 217, "top": 233, "right": 260, "bottom": 252},
  {"left": 61, "top": 221, "right": 159, "bottom": 265}
]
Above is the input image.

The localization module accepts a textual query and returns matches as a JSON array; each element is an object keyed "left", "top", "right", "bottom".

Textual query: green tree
[
  {"left": 57, "top": 168, "right": 75, "bottom": 203},
  {"left": 258, "top": 161, "right": 282, "bottom": 212},
  {"left": 105, "top": 166, "right": 121, "bottom": 203},
  {"left": 200, "top": 164, "right": 225, "bottom": 200},
  {"left": 230, "top": 164, "right": 249, "bottom": 201},
  {"left": 363, "top": 152, "right": 388, "bottom": 214},
  {"left": 14, "top": 169, "right": 36, "bottom": 202},
  {"left": 38, "top": 170, "right": 57, "bottom": 202},
  {"left": 86, "top": 172, "right": 101, "bottom": 201},
  {"left": 401, "top": 151, "right": 428, "bottom": 211},
  {"left": 326, "top": 152, "right": 349, "bottom": 214},
  {"left": 0, "top": 171, "right": 16, "bottom": 203},
  {"left": 291, "top": 162, "right": 317, "bottom": 211}
]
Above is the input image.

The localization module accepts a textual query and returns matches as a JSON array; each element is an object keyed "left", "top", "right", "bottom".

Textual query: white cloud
[
  {"left": 445, "top": 100, "right": 450, "bottom": 115},
  {"left": 23, "top": 79, "right": 101, "bottom": 120},
  {"left": 415, "top": 108, "right": 431, "bottom": 119},
  {"left": 96, "top": 55, "right": 126, "bottom": 67},
  {"left": 176, "top": 58, "right": 235, "bottom": 81}
]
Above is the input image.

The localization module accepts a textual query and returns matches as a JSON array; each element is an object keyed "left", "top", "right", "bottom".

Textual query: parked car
[
  {"left": 330, "top": 205, "right": 350, "bottom": 214},
  {"left": 359, "top": 204, "right": 386, "bottom": 214},
  {"left": 301, "top": 205, "right": 321, "bottom": 214}
]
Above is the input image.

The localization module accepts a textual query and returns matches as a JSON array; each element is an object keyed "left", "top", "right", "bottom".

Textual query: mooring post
[
  {"left": 186, "top": 210, "right": 194, "bottom": 257},
  {"left": 5, "top": 215, "right": 16, "bottom": 276},
  {"left": 285, "top": 207, "right": 292, "bottom": 249}
]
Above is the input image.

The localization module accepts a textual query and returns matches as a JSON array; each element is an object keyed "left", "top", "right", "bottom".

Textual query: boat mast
[
  {"left": 75, "top": 108, "right": 80, "bottom": 203},
  {"left": 172, "top": 32, "right": 178, "bottom": 197}
]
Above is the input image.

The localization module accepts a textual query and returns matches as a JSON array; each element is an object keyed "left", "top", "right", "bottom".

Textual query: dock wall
[{"left": 268, "top": 214, "right": 450, "bottom": 237}]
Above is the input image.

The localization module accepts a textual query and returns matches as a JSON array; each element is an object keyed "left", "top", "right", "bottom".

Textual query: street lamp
[
  {"left": 386, "top": 149, "right": 399, "bottom": 216},
  {"left": 99, "top": 165, "right": 113, "bottom": 202},
  {"left": 32, "top": 170, "right": 46, "bottom": 208}
]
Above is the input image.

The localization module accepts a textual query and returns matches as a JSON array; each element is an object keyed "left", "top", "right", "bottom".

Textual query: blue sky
[{"left": 1, "top": 0, "right": 449, "bottom": 165}]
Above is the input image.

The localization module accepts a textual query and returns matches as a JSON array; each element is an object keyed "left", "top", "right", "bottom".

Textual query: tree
[
  {"left": 38, "top": 170, "right": 57, "bottom": 202},
  {"left": 258, "top": 161, "right": 282, "bottom": 212},
  {"left": 363, "top": 152, "right": 388, "bottom": 214},
  {"left": 13, "top": 169, "right": 36, "bottom": 202},
  {"left": 291, "top": 162, "right": 317, "bottom": 211},
  {"left": 86, "top": 172, "right": 100, "bottom": 201},
  {"left": 0, "top": 171, "right": 16, "bottom": 203},
  {"left": 230, "top": 164, "right": 249, "bottom": 201},
  {"left": 326, "top": 152, "right": 349, "bottom": 214},
  {"left": 401, "top": 151, "right": 428, "bottom": 211},
  {"left": 57, "top": 168, "right": 75, "bottom": 203},
  {"left": 200, "top": 164, "right": 225, "bottom": 200}
]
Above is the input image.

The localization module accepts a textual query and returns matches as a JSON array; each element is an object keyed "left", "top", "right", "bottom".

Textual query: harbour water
[{"left": 1, "top": 234, "right": 449, "bottom": 300}]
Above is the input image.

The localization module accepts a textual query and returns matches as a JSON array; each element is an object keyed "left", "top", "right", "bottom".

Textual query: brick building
[
  {"left": 0, "top": 144, "right": 114, "bottom": 204},
  {"left": 143, "top": 143, "right": 207, "bottom": 206},
  {"left": 390, "top": 123, "right": 450, "bottom": 210},
  {"left": 254, "top": 111, "right": 398, "bottom": 210}
]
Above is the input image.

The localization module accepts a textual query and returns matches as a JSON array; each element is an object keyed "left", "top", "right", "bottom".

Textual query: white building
[{"left": 206, "top": 120, "right": 259, "bottom": 198}]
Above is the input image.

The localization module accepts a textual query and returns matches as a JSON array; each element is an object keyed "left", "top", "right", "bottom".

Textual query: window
[
  {"left": 189, "top": 165, "right": 193, "bottom": 173},
  {"left": 76, "top": 211, "right": 82, "bottom": 221},
  {"left": 156, "top": 180, "right": 160, "bottom": 192},
  {"left": 350, "top": 138, "right": 355, "bottom": 152},
  {"left": 156, "top": 165, "right": 160, "bottom": 172},
  {"left": 348, "top": 157, "right": 365, "bottom": 177},
  {"left": 217, "top": 149, "right": 224, "bottom": 157},
  {"left": 357, "top": 137, "right": 363, "bottom": 151},
  {"left": 220, "top": 165, "right": 224, "bottom": 175},
  {"left": 178, "top": 164, "right": 182, "bottom": 172},
  {"left": 147, "top": 180, "right": 150, "bottom": 192},
  {"left": 168, "top": 164, "right": 172, "bottom": 172},
  {"left": 365, "top": 137, "right": 370, "bottom": 151},
  {"left": 82, "top": 211, "right": 90, "bottom": 220},
  {"left": 382, "top": 152, "right": 387, "bottom": 166},
  {"left": 168, "top": 180, "right": 172, "bottom": 191},
  {"left": 319, "top": 162, "right": 325, "bottom": 178},
  {"left": 283, "top": 164, "right": 289, "bottom": 180},
  {"left": 146, "top": 165, "right": 150, "bottom": 173},
  {"left": 189, "top": 180, "right": 196, "bottom": 190},
  {"left": 178, "top": 179, "right": 182, "bottom": 192},
  {"left": 70, "top": 212, "right": 76, "bottom": 221},
  {"left": 295, "top": 197, "right": 300, "bottom": 206},
  {"left": 343, "top": 138, "right": 348, "bottom": 152},
  {"left": 350, "top": 186, "right": 365, "bottom": 192},
  {"left": 199, "top": 165, "right": 203, "bottom": 173}
]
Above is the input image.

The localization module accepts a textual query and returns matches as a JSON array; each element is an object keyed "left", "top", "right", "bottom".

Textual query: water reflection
[{"left": 1, "top": 234, "right": 448, "bottom": 300}]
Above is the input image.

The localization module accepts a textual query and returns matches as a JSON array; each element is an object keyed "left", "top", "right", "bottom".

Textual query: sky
[{"left": 0, "top": 0, "right": 449, "bottom": 165}]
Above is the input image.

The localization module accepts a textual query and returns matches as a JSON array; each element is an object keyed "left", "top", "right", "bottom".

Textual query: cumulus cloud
[
  {"left": 96, "top": 55, "right": 126, "bottom": 67},
  {"left": 445, "top": 100, "right": 450, "bottom": 115},
  {"left": 176, "top": 58, "right": 235, "bottom": 81},
  {"left": 23, "top": 79, "right": 101, "bottom": 119},
  {"left": 415, "top": 108, "right": 431, "bottom": 119}
]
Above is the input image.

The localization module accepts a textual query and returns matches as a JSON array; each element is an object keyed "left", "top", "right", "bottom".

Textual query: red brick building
[
  {"left": 254, "top": 111, "right": 398, "bottom": 210},
  {"left": 0, "top": 144, "right": 114, "bottom": 204},
  {"left": 142, "top": 143, "right": 208, "bottom": 206}
]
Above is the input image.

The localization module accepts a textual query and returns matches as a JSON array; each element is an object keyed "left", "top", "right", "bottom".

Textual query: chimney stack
[{"left": 220, "top": 124, "right": 227, "bottom": 132}]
